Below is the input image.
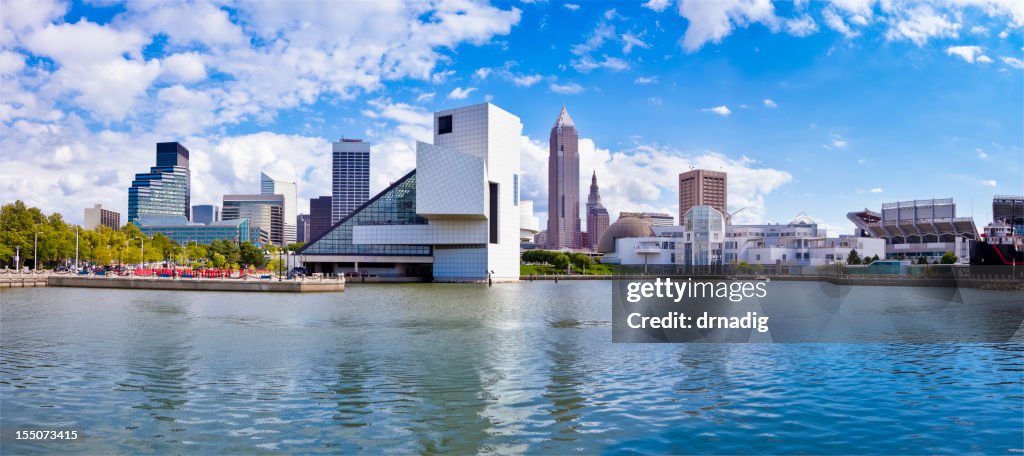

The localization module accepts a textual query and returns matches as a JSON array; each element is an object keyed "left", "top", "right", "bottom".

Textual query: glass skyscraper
[
  {"left": 223, "top": 194, "right": 285, "bottom": 247},
  {"left": 128, "top": 142, "right": 190, "bottom": 225},
  {"left": 332, "top": 138, "right": 370, "bottom": 224},
  {"left": 191, "top": 204, "right": 220, "bottom": 225},
  {"left": 260, "top": 171, "right": 297, "bottom": 244}
]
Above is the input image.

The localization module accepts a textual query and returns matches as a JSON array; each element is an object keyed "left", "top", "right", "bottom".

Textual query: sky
[{"left": 1, "top": 0, "right": 1022, "bottom": 236}]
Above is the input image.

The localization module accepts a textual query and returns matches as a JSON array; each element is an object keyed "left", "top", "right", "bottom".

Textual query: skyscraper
[
  {"left": 260, "top": 171, "right": 297, "bottom": 244},
  {"left": 191, "top": 204, "right": 220, "bottom": 224},
  {"left": 223, "top": 194, "right": 285, "bottom": 246},
  {"left": 128, "top": 142, "right": 190, "bottom": 225},
  {"left": 332, "top": 138, "right": 370, "bottom": 223},
  {"left": 585, "top": 171, "right": 610, "bottom": 251},
  {"left": 296, "top": 214, "right": 310, "bottom": 243},
  {"left": 678, "top": 169, "right": 727, "bottom": 224},
  {"left": 83, "top": 204, "right": 121, "bottom": 231},
  {"left": 547, "top": 106, "right": 581, "bottom": 250},
  {"left": 309, "top": 196, "right": 333, "bottom": 241}
]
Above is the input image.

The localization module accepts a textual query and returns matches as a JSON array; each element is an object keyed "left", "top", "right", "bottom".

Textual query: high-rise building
[
  {"left": 83, "top": 204, "right": 120, "bottom": 231},
  {"left": 128, "top": 142, "right": 190, "bottom": 225},
  {"left": 547, "top": 106, "right": 581, "bottom": 250},
  {"left": 222, "top": 194, "right": 285, "bottom": 246},
  {"left": 296, "top": 214, "right": 311, "bottom": 243},
  {"left": 191, "top": 204, "right": 220, "bottom": 225},
  {"left": 332, "top": 138, "right": 370, "bottom": 224},
  {"left": 260, "top": 171, "right": 297, "bottom": 244},
  {"left": 678, "top": 169, "right": 727, "bottom": 224},
  {"left": 309, "top": 196, "right": 333, "bottom": 240},
  {"left": 585, "top": 171, "right": 610, "bottom": 251}
]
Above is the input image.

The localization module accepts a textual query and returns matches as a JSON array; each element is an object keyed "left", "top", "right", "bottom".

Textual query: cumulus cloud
[
  {"left": 763, "top": 98, "right": 777, "bottom": 108},
  {"left": 549, "top": 82, "right": 584, "bottom": 94},
  {"left": 883, "top": 5, "right": 960, "bottom": 45},
  {"left": 447, "top": 87, "right": 478, "bottom": 100},
  {"left": 512, "top": 74, "right": 544, "bottom": 87},
  {"left": 634, "top": 76, "right": 658, "bottom": 84},
  {"left": 702, "top": 105, "right": 732, "bottom": 117},
  {"left": 1003, "top": 56, "right": 1024, "bottom": 69},
  {"left": 564, "top": 3, "right": 580, "bottom": 11},
  {"left": 869, "top": 187, "right": 883, "bottom": 193},
  {"left": 980, "top": 179, "right": 997, "bottom": 187},
  {"left": 642, "top": 0, "right": 672, "bottom": 12},
  {"left": 785, "top": 14, "right": 819, "bottom": 37},
  {"left": 676, "top": 0, "right": 780, "bottom": 52}
]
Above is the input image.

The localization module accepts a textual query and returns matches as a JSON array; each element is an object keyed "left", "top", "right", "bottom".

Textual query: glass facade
[
  {"left": 128, "top": 142, "right": 191, "bottom": 225},
  {"left": 681, "top": 205, "right": 726, "bottom": 266},
  {"left": 137, "top": 217, "right": 251, "bottom": 245},
  {"left": 332, "top": 139, "right": 370, "bottom": 224},
  {"left": 302, "top": 171, "right": 430, "bottom": 256},
  {"left": 222, "top": 195, "right": 284, "bottom": 246}
]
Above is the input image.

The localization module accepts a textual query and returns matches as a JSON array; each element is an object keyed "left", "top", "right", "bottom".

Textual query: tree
[
  {"left": 917, "top": 255, "right": 929, "bottom": 265},
  {"left": 863, "top": 255, "right": 874, "bottom": 265},
  {"left": 552, "top": 253, "right": 570, "bottom": 271},
  {"left": 847, "top": 249, "right": 861, "bottom": 265},
  {"left": 286, "top": 242, "right": 306, "bottom": 251},
  {"left": 872, "top": 254, "right": 880, "bottom": 263},
  {"left": 940, "top": 252, "right": 958, "bottom": 264},
  {"left": 211, "top": 252, "right": 227, "bottom": 268},
  {"left": 240, "top": 242, "right": 266, "bottom": 268}
]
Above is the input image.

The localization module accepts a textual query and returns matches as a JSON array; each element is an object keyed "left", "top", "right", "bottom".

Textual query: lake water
[{"left": 1, "top": 282, "right": 1022, "bottom": 454}]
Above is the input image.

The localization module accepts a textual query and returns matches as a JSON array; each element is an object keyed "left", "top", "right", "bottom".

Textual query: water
[{"left": 1, "top": 282, "right": 1021, "bottom": 454}]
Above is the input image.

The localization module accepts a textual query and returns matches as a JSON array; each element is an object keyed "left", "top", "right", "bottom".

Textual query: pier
[{"left": 43, "top": 274, "right": 345, "bottom": 292}]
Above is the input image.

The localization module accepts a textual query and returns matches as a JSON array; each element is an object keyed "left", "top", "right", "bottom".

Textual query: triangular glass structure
[{"left": 299, "top": 170, "right": 430, "bottom": 256}]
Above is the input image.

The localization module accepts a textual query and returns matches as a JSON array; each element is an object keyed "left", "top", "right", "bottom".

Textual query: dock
[{"left": 42, "top": 275, "right": 345, "bottom": 292}]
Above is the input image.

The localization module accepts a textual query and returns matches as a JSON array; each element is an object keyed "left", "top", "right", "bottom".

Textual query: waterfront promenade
[{"left": 0, "top": 270, "right": 344, "bottom": 292}]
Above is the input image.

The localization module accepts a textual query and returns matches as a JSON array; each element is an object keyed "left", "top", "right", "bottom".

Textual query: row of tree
[
  {"left": 521, "top": 249, "right": 595, "bottom": 272},
  {"left": 1, "top": 200, "right": 268, "bottom": 269}
]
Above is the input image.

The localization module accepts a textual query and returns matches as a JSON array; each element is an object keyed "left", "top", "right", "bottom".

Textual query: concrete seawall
[{"left": 47, "top": 276, "right": 344, "bottom": 292}]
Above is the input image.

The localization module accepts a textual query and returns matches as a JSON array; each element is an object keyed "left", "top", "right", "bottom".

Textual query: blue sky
[{"left": 1, "top": 0, "right": 1021, "bottom": 235}]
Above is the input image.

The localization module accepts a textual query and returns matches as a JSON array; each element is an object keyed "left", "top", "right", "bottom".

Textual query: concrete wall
[{"left": 48, "top": 276, "right": 344, "bottom": 292}]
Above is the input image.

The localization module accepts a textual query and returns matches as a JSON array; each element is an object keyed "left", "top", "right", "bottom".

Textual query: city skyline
[{"left": 1, "top": 0, "right": 1021, "bottom": 235}]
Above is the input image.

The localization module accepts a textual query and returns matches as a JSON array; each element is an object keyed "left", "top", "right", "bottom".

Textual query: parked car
[{"left": 344, "top": 272, "right": 361, "bottom": 278}]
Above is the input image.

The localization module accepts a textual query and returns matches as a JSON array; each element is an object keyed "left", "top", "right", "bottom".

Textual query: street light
[
  {"left": 134, "top": 237, "right": 145, "bottom": 268},
  {"left": 33, "top": 232, "right": 42, "bottom": 272}
]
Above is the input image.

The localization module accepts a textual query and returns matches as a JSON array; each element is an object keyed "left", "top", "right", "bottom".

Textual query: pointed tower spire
[{"left": 554, "top": 105, "right": 575, "bottom": 128}]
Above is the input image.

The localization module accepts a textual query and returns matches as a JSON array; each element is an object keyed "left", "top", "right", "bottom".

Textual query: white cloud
[
  {"left": 564, "top": 3, "right": 580, "bottom": 11},
  {"left": 870, "top": 187, "right": 883, "bottom": 193},
  {"left": 572, "top": 55, "right": 629, "bottom": 72},
  {"left": 676, "top": 0, "right": 780, "bottom": 52},
  {"left": 786, "top": 14, "right": 819, "bottom": 37},
  {"left": 823, "top": 7, "right": 860, "bottom": 38},
  {"left": 970, "top": 25, "right": 989, "bottom": 35},
  {"left": 702, "top": 105, "right": 732, "bottom": 117},
  {"left": 634, "top": 76, "right": 658, "bottom": 84},
  {"left": 642, "top": 0, "right": 672, "bottom": 13},
  {"left": 945, "top": 45, "right": 984, "bottom": 63},
  {"left": 648, "top": 96, "right": 663, "bottom": 105},
  {"left": 976, "top": 148, "right": 988, "bottom": 159},
  {"left": 549, "top": 82, "right": 584, "bottom": 94},
  {"left": 763, "top": 98, "right": 777, "bottom": 108},
  {"left": 474, "top": 67, "right": 493, "bottom": 79},
  {"left": 1002, "top": 56, "right": 1024, "bottom": 69},
  {"left": 980, "top": 179, "right": 997, "bottom": 187},
  {"left": 415, "top": 92, "right": 436, "bottom": 102},
  {"left": 512, "top": 74, "right": 544, "bottom": 87},
  {"left": 621, "top": 32, "right": 650, "bottom": 54},
  {"left": 162, "top": 52, "right": 207, "bottom": 82},
  {"left": 884, "top": 5, "right": 960, "bottom": 45},
  {"left": 447, "top": 87, "right": 477, "bottom": 100}
]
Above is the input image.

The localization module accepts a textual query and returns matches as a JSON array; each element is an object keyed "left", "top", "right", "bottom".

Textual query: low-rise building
[
  {"left": 135, "top": 215, "right": 255, "bottom": 246},
  {"left": 847, "top": 198, "right": 977, "bottom": 263}
]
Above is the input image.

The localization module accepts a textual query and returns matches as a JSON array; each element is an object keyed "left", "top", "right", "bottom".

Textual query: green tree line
[
  {"left": 1, "top": 200, "right": 267, "bottom": 269},
  {"left": 521, "top": 249, "right": 595, "bottom": 271}
]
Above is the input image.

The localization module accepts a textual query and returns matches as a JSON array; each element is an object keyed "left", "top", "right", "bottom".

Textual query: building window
[
  {"left": 513, "top": 174, "right": 519, "bottom": 206},
  {"left": 438, "top": 115, "right": 453, "bottom": 134},
  {"left": 489, "top": 182, "right": 499, "bottom": 244}
]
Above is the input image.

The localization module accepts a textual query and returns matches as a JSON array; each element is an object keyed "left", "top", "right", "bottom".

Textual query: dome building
[{"left": 596, "top": 216, "right": 656, "bottom": 254}]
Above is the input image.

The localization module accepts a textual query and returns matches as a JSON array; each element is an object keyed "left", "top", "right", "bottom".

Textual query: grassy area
[{"left": 520, "top": 263, "right": 618, "bottom": 276}]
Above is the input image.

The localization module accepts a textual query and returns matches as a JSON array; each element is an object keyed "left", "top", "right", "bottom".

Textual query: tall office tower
[
  {"left": 309, "top": 196, "right": 333, "bottom": 240},
  {"left": 191, "top": 204, "right": 220, "bottom": 225},
  {"left": 678, "top": 169, "right": 727, "bottom": 224},
  {"left": 332, "top": 138, "right": 371, "bottom": 223},
  {"left": 83, "top": 204, "right": 121, "bottom": 231},
  {"left": 546, "top": 106, "right": 581, "bottom": 250},
  {"left": 260, "top": 171, "right": 297, "bottom": 244},
  {"left": 296, "top": 214, "right": 311, "bottom": 243},
  {"left": 128, "top": 142, "right": 190, "bottom": 225},
  {"left": 585, "top": 171, "right": 610, "bottom": 251},
  {"left": 223, "top": 194, "right": 285, "bottom": 246}
]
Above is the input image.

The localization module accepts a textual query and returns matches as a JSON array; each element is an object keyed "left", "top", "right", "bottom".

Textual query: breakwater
[{"left": 46, "top": 275, "right": 344, "bottom": 292}]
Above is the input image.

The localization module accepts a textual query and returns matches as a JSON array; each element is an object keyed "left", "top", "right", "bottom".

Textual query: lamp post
[
  {"left": 75, "top": 226, "right": 79, "bottom": 271},
  {"left": 135, "top": 237, "right": 145, "bottom": 268},
  {"left": 33, "top": 231, "right": 42, "bottom": 272},
  {"left": 14, "top": 245, "right": 20, "bottom": 270}
]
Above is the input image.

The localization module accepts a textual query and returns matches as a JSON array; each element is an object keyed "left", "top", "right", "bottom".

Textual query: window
[
  {"left": 489, "top": 182, "right": 499, "bottom": 244},
  {"left": 438, "top": 115, "right": 452, "bottom": 134},
  {"left": 513, "top": 174, "right": 519, "bottom": 206}
]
